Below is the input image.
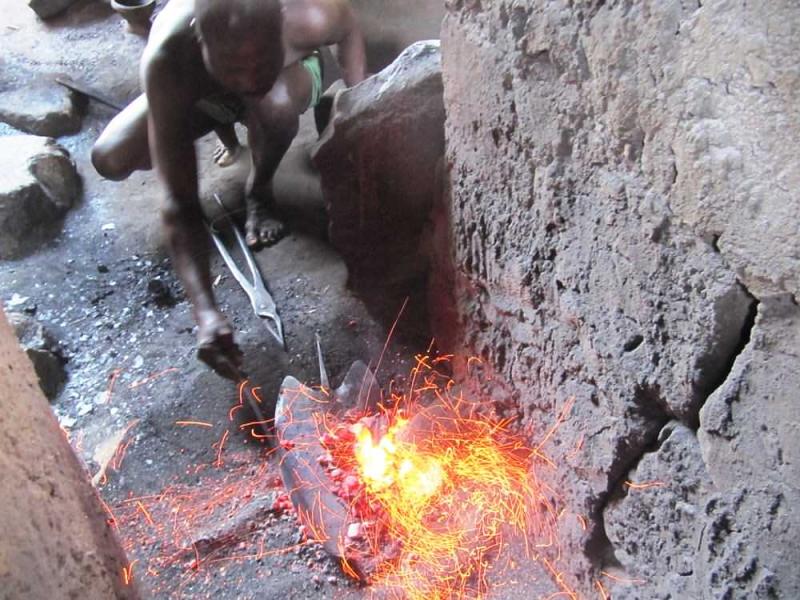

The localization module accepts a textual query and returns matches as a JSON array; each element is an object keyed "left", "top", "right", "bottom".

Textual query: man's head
[{"left": 195, "top": 0, "right": 284, "bottom": 96}]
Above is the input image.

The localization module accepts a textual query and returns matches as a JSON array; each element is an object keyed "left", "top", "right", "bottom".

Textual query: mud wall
[
  {"left": 436, "top": 1, "right": 799, "bottom": 596},
  {"left": 0, "top": 309, "right": 136, "bottom": 599}
]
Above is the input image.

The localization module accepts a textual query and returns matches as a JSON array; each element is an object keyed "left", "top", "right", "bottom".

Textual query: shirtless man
[{"left": 91, "top": 0, "right": 366, "bottom": 380}]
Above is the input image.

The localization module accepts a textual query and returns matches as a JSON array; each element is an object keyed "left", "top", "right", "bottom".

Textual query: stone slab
[
  {"left": 0, "top": 82, "right": 81, "bottom": 137},
  {"left": 28, "top": 0, "right": 80, "bottom": 20}
]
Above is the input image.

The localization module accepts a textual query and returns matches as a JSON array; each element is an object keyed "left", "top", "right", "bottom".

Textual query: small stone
[
  {"left": 7, "top": 294, "right": 29, "bottom": 308},
  {"left": 147, "top": 278, "right": 176, "bottom": 308}
]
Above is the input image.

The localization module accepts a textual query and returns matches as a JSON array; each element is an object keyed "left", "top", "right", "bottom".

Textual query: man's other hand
[{"left": 196, "top": 309, "right": 244, "bottom": 381}]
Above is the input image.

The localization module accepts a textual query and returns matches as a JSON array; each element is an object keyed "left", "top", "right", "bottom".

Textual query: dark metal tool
[{"left": 55, "top": 77, "right": 124, "bottom": 111}]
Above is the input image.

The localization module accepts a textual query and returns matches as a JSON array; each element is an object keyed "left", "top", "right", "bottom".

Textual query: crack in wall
[
  {"left": 588, "top": 284, "right": 759, "bottom": 576},
  {"left": 690, "top": 285, "right": 759, "bottom": 425},
  {"left": 584, "top": 409, "right": 671, "bottom": 570}
]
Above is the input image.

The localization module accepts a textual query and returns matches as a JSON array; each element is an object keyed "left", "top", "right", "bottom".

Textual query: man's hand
[{"left": 196, "top": 309, "right": 244, "bottom": 381}]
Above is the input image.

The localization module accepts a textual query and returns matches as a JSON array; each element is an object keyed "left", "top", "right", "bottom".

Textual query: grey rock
[
  {"left": 0, "top": 83, "right": 81, "bottom": 137},
  {"left": 28, "top": 0, "right": 80, "bottom": 20},
  {"left": 0, "top": 135, "right": 81, "bottom": 259},
  {"left": 313, "top": 40, "right": 445, "bottom": 287},
  {"left": 7, "top": 312, "right": 66, "bottom": 400}
]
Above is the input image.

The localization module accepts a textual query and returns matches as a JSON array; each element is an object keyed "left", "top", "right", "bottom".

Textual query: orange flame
[
  {"left": 341, "top": 393, "right": 545, "bottom": 599},
  {"left": 353, "top": 417, "right": 444, "bottom": 505}
]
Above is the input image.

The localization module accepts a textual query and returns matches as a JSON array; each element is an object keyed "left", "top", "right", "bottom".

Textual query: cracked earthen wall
[
  {"left": 0, "top": 308, "right": 136, "bottom": 599},
  {"left": 435, "top": 1, "right": 799, "bottom": 597}
]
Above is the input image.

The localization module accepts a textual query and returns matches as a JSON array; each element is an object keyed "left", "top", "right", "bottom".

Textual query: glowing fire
[
  {"left": 353, "top": 418, "right": 444, "bottom": 504},
  {"left": 355, "top": 414, "right": 536, "bottom": 598},
  {"left": 315, "top": 360, "right": 549, "bottom": 600}
]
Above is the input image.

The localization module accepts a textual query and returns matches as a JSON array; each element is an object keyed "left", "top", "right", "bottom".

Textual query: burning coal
[
  {"left": 348, "top": 406, "right": 536, "bottom": 598},
  {"left": 276, "top": 354, "right": 566, "bottom": 599}
]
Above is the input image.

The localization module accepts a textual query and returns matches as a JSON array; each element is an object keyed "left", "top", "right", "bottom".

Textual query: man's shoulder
[
  {"left": 142, "top": 0, "right": 196, "bottom": 69},
  {"left": 283, "top": 0, "right": 352, "bottom": 49}
]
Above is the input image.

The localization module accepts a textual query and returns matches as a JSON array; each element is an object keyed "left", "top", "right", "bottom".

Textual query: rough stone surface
[
  {"left": 313, "top": 41, "right": 445, "bottom": 288},
  {"left": 7, "top": 311, "right": 66, "bottom": 400},
  {"left": 0, "top": 82, "right": 82, "bottom": 137},
  {"left": 0, "top": 308, "right": 137, "bottom": 599},
  {"left": 605, "top": 422, "right": 714, "bottom": 599},
  {"left": 28, "top": 0, "right": 80, "bottom": 20},
  {"left": 437, "top": 0, "right": 799, "bottom": 596},
  {"left": 0, "top": 134, "right": 81, "bottom": 259}
]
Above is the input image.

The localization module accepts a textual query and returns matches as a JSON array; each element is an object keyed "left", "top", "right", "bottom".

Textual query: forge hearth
[{"left": 274, "top": 353, "right": 555, "bottom": 598}]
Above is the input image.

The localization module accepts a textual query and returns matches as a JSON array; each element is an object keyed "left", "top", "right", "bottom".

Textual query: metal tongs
[{"left": 208, "top": 194, "right": 286, "bottom": 349}]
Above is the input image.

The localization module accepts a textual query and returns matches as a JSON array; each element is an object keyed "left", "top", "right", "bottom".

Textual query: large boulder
[
  {"left": 7, "top": 312, "right": 66, "bottom": 400},
  {"left": 312, "top": 41, "right": 445, "bottom": 288},
  {"left": 0, "top": 83, "right": 82, "bottom": 137},
  {"left": 0, "top": 135, "right": 81, "bottom": 259}
]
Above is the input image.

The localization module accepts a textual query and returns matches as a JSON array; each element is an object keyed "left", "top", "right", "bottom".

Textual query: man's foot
[
  {"left": 213, "top": 142, "right": 242, "bottom": 167},
  {"left": 196, "top": 309, "right": 244, "bottom": 381},
  {"left": 245, "top": 200, "right": 286, "bottom": 248}
]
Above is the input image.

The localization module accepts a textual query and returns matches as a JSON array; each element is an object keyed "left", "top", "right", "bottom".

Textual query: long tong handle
[
  {"left": 209, "top": 194, "right": 286, "bottom": 349},
  {"left": 209, "top": 227, "right": 255, "bottom": 295},
  {"left": 230, "top": 220, "right": 263, "bottom": 287}
]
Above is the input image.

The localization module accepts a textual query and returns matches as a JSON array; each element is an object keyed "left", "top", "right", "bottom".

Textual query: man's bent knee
[
  {"left": 256, "top": 93, "right": 300, "bottom": 138},
  {"left": 92, "top": 142, "right": 127, "bottom": 181},
  {"left": 91, "top": 140, "right": 142, "bottom": 181}
]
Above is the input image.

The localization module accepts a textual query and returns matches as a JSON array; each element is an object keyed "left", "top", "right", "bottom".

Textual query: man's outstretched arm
[{"left": 143, "top": 51, "right": 243, "bottom": 380}]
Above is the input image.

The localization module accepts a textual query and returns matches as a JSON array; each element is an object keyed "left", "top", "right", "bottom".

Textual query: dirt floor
[{"left": 1, "top": 2, "right": 559, "bottom": 598}]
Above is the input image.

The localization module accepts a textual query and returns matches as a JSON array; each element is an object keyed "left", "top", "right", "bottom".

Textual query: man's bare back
[{"left": 91, "top": 0, "right": 366, "bottom": 380}]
